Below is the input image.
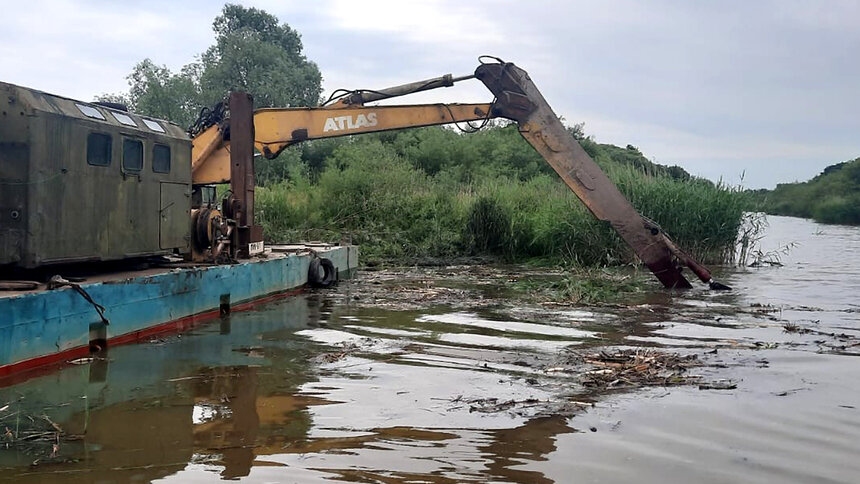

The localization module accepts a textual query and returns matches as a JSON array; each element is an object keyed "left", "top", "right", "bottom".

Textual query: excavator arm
[
  {"left": 476, "top": 62, "right": 696, "bottom": 289},
  {"left": 191, "top": 58, "right": 729, "bottom": 290},
  {"left": 191, "top": 103, "right": 492, "bottom": 184}
]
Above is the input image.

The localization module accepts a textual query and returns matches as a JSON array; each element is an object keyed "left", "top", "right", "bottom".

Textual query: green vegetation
[
  {"left": 256, "top": 125, "right": 750, "bottom": 266},
  {"left": 752, "top": 158, "right": 860, "bottom": 225},
  {"left": 97, "top": 4, "right": 322, "bottom": 127},
  {"left": 104, "top": 4, "right": 751, "bottom": 269},
  {"left": 513, "top": 268, "right": 649, "bottom": 305}
]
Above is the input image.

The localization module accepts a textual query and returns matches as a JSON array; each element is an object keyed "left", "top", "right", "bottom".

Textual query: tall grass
[
  {"left": 256, "top": 132, "right": 750, "bottom": 266},
  {"left": 608, "top": 163, "right": 749, "bottom": 263}
]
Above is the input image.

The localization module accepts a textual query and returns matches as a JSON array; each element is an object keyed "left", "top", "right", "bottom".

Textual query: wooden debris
[{"left": 576, "top": 348, "right": 703, "bottom": 389}]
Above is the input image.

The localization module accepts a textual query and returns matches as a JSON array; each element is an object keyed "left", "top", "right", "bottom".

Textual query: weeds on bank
[{"left": 255, "top": 129, "right": 753, "bottom": 269}]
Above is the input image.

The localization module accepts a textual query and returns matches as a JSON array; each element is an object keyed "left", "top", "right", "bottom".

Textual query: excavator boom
[
  {"left": 475, "top": 62, "right": 693, "bottom": 289},
  {"left": 255, "top": 103, "right": 492, "bottom": 160},
  {"left": 191, "top": 58, "right": 730, "bottom": 290},
  {"left": 192, "top": 103, "right": 492, "bottom": 183}
]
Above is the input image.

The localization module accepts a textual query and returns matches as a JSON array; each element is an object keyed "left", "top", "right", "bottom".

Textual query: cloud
[
  {"left": 0, "top": 0, "right": 217, "bottom": 99},
  {"left": 1, "top": 0, "right": 856, "bottom": 188},
  {"left": 282, "top": 0, "right": 859, "bottom": 187},
  {"left": 582, "top": 111, "right": 857, "bottom": 187}
]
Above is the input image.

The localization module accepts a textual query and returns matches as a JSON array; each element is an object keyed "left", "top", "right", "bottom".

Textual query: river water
[{"left": 0, "top": 215, "right": 857, "bottom": 483}]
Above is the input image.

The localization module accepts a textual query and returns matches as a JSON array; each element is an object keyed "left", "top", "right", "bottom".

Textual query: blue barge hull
[{"left": 0, "top": 245, "right": 358, "bottom": 377}]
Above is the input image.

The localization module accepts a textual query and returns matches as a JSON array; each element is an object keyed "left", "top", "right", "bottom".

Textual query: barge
[
  {"left": 0, "top": 244, "right": 357, "bottom": 378},
  {"left": 0, "top": 82, "right": 357, "bottom": 379}
]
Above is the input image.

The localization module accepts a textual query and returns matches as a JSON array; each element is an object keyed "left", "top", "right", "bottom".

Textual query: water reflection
[{"left": 0, "top": 216, "right": 857, "bottom": 483}]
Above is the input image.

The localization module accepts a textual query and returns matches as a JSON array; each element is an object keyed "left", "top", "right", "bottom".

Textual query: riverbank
[{"left": 752, "top": 157, "right": 860, "bottom": 225}]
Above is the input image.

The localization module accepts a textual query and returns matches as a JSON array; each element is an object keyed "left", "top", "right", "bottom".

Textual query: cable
[
  {"left": 442, "top": 98, "right": 497, "bottom": 134},
  {"left": 188, "top": 101, "right": 227, "bottom": 136},
  {"left": 478, "top": 55, "right": 506, "bottom": 65},
  {"left": 322, "top": 89, "right": 354, "bottom": 106}
]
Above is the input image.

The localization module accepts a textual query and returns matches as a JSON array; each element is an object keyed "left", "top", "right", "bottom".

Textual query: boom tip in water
[{"left": 709, "top": 280, "right": 732, "bottom": 291}]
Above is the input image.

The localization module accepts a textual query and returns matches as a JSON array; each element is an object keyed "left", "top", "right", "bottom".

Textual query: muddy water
[{"left": 0, "top": 215, "right": 857, "bottom": 483}]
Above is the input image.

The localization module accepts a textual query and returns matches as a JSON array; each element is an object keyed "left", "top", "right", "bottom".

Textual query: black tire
[{"left": 308, "top": 258, "right": 337, "bottom": 288}]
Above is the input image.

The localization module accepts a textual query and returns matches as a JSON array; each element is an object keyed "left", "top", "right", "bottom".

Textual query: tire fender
[{"left": 308, "top": 257, "right": 337, "bottom": 288}]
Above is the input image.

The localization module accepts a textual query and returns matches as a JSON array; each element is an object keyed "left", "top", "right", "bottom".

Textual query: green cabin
[{"left": 0, "top": 81, "right": 192, "bottom": 269}]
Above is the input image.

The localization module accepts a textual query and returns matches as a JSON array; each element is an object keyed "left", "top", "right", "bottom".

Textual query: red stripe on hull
[{"left": 0, "top": 287, "right": 305, "bottom": 386}]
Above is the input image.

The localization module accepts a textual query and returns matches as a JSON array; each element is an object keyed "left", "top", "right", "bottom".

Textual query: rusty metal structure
[{"left": 475, "top": 62, "right": 693, "bottom": 288}]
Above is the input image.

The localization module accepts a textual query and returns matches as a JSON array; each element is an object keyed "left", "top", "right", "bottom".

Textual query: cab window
[
  {"left": 152, "top": 144, "right": 171, "bottom": 173},
  {"left": 111, "top": 111, "right": 137, "bottom": 127},
  {"left": 76, "top": 103, "right": 105, "bottom": 120},
  {"left": 86, "top": 132, "right": 112, "bottom": 167},
  {"left": 122, "top": 138, "right": 143, "bottom": 172},
  {"left": 143, "top": 119, "right": 165, "bottom": 133}
]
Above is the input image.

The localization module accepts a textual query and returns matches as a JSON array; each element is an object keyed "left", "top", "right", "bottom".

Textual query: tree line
[
  {"left": 751, "top": 158, "right": 860, "bottom": 225},
  {"left": 98, "top": 4, "right": 322, "bottom": 128}
]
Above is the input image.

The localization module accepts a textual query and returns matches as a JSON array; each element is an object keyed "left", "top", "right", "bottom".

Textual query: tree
[
  {"left": 567, "top": 122, "right": 588, "bottom": 141},
  {"left": 100, "top": 4, "right": 322, "bottom": 129},
  {"left": 96, "top": 59, "right": 201, "bottom": 128},
  {"left": 96, "top": 59, "right": 199, "bottom": 128},
  {"left": 198, "top": 4, "right": 323, "bottom": 108}
]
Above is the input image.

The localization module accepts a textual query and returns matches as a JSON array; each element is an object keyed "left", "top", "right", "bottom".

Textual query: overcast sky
[{"left": 2, "top": 0, "right": 857, "bottom": 188}]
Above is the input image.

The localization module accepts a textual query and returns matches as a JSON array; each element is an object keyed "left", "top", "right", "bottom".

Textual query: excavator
[{"left": 188, "top": 57, "right": 729, "bottom": 291}]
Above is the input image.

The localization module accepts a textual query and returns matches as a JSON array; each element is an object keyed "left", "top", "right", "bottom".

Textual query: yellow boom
[{"left": 192, "top": 103, "right": 492, "bottom": 184}]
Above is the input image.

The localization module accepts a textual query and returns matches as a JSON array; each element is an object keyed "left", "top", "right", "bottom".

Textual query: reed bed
[{"left": 256, "top": 130, "right": 750, "bottom": 266}]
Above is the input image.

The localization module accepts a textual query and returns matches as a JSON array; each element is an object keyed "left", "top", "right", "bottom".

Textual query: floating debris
[
  {"left": 783, "top": 323, "right": 812, "bottom": 334},
  {"left": 753, "top": 341, "right": 779, "bottom": 349},
  {"left": 573, "top": 348, "right": 702, "bottom": 389},
  {"left": 466, "top": 397, "right": 543, "bottom": 414},
  {"left": 317, "top": 342, "right": 362, "bottom": 363},
  {"left": 699, "top": 380, "right": 738, "bottom": 390},
  {"left": 0, "top": 404, "right": 80, "bottom": 465}
]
